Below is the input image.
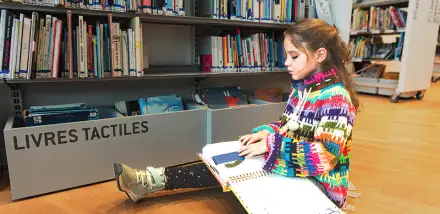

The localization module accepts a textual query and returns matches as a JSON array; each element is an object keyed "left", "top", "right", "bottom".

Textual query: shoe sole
[{"left": 113, "top": 163, "right": 140, "bottom": 203}]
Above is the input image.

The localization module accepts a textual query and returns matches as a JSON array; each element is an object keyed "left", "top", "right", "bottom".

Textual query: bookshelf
[
  {"left": 0, "top": 0, "right": 354, "bottom": 201},
  {"left": 349, "top": 0, "right": 439, "bottom": 103}
]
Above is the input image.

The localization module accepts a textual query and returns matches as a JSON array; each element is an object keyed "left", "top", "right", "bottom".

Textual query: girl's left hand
[{"left": 238, "top": 138, "right": 268, "bottom": 157}]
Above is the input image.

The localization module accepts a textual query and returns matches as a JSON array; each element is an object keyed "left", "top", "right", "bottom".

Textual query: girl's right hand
[{"left": 239, "top": 131, "right": 270, "bottom": 146}]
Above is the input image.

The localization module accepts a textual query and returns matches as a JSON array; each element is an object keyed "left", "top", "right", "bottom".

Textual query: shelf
[
  {"left": 3, "top": 70, "right": 288, "bottom": 84},
  {"left": 352, "top": 58, "right": 400, "bottom": 62},
  {"left": 353, "top": 0, "right": 409, "bottom": 9},
  {"left": 350, "top": 29, "right": 405, "bottom": 36},
  {"left": 353, "top": 77, "right": 398, "bottom": 89},
  {"left": 0, "top": 2, "right": 292, "bottom": 29}
]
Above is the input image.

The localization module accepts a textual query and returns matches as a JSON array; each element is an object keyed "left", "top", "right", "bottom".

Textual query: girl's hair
[{"left": 284, "top": 18, "right": 360, "bottom": 112}]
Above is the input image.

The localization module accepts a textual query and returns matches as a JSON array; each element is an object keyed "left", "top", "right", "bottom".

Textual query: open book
[{"left": 198, "top": 141, "right": 344, "bottom": 214}]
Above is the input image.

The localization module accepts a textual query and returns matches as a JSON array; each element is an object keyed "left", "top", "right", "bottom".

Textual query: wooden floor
[{"left": 1, "top": 84, "right": 440, "bottom": 214}]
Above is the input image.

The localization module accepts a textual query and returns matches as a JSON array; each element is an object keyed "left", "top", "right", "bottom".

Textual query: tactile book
[{"left": 198, "top": 141, "right": 343, "bottom": 214}]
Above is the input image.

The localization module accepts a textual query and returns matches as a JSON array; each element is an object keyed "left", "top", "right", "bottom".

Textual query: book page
[
  {"left": 201, "top": 141, "right": 266, "bottom": 183},
  {"left": 230, "top": 174, "right": 342, "bottom": 214}
]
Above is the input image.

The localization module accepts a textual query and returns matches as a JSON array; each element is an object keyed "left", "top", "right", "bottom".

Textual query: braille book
[{"left": 198, "top": 141, "right": 343, "bottom": 214}]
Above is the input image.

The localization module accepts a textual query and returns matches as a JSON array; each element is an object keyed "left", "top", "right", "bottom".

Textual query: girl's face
[{"left": 284, "top": 34, "right": 324, "bottom": 80}]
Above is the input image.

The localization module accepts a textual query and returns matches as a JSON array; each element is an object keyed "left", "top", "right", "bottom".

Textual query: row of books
[
  {"left": 197, "top": 31, "right": 286, "bottom": 73},
  {"left": 0, "top": 9, "right": 145, "bottom": 80},
  {"left": 350, "top": 34, "right": 404, "bottom": 61},
  {"left": 22, "top": 86, "right": 286, "bottom": 126},
  {"left": 19, "top": 0, "right": 186, "bottom": 15},
  {"left": 351, "top": 6, "right": 407, "bottom": 33},
  {"left": 7, "top": 0, "right": 324, "bottom": 23},
  {"left": 197, "top": 0, "right": 318, "bottom": 23}
]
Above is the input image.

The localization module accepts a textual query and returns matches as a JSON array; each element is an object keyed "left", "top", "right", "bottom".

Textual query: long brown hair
[{"left": 284, "top": 18, "right": 360, "bottom": 112}]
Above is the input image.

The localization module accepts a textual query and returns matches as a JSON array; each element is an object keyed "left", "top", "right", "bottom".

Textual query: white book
[
  {"left": 0, "top": 10, "right": 6, "bottom": 79},
  {"left": 275, "top": 0, "right": 281, "bottom": 22},
  {"left": 253, "top": 0, "right": 259, "bottom": 21},
  {"left": 79, "top": 16, "right": 86, "bottom": 78},
  {"left": 8, "top": 19, "right": 17, "bottom": 79},
  {"left": 112, "top": 23, "right": 121, "bottom": 77},
  {"left": 119, "top": 28, "right": 124, "bottom": 74},
  {"left": 15, "top": 14, "right": 24, "bottom": 78},
  {"left": 48, "top": 16, "right": 57, "bottom": 74},
  {"left": 77, "top": 25, "right": 80, "bottom": 77},
  {"left": 217, "top": 36, "right": 223, "bottom": 72},
  {"left": 314, "top": 0, "right": 333, "bottom": 25},
  {"left": 241, "top": 0, "right": 246, "bottom": 21},
  {"left": 177, "top": 0, "right": 184, "bottom": 16},
  {"left": 140, "top": 24, "right": 146, "bottom": 70},
  {"left": 42, "top": 15, "right": 51, "bottom": 77},
  {"left": 211, "top": 36, "right": 217, "bottom": 72},
  {"left": 19, "top": 18, "right": 31, "bottom": 79},
  {"left": 198, "top": 141, "right": 343, "bottom": 214},
  {"left": 27, "top": 12, "right": 38, "bottom": 79},
  {"left": 36, "top": 19, "right": 44, "bottom": 75},
  {"left": 130, "top": 17, "right": 142, "bottom": 77},
  {"left": 83, "top": 20, "right": 88, "bottom": 78},
  {"left": 127, "top": 29, "right": 135, "bottom": 77}
]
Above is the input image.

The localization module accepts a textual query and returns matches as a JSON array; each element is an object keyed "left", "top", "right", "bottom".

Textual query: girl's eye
[{"left": 291, "top": 55, "right": 298, "bottom": 60}]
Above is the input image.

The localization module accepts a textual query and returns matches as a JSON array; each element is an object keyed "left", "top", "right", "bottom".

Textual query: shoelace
[
  {"left": 280, "top": 87, "right": 312, "bottom": 134},
  {"left": 135, "top": 169, "right": 153, "bottom": 189}
]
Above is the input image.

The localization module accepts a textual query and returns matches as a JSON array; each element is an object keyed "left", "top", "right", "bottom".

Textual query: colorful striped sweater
[{"left": 252, "top": 68, "right": 356, "bottom": 208}]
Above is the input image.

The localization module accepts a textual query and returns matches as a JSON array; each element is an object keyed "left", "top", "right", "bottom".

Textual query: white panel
[
  {"left": 142, "top": 23, "right": 194, "bottom": 66},
  {"left": 398, "top": 0, "right": 440, "bottom": 93},
  {"left": 328, "top": 0, "right": 353, "bottom": 44}
]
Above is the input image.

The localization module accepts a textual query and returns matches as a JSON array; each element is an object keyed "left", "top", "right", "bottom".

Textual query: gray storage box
[
  {"left": 3, "top": 109, "right": 208, "bottom": 200},
  {"left": 209, "top": 102, "right": 286, "bottom": 144},
  {"left": 3, "top": 102, "right": 286, "bottom": 200}
]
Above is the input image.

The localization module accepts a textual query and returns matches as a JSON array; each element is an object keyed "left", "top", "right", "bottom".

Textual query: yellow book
[{"left": 198, "top": 141, "right": 344, "bottom": 214}]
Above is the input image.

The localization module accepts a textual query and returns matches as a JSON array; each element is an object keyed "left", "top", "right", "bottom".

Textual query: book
[{"left": 198, "top": 141, "right": 343, "bottom": 214}]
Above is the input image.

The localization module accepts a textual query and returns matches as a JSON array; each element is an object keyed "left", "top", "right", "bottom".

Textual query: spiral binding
[{"left": 229, "top": 170, "right": 272, "bottom": 183}]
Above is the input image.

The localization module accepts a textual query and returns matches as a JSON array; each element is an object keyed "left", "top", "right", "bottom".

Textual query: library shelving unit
[
  {"left": 0, "top": 0, "right": 353, "bottom": 200},
  {"left": 349, "top": 0, "right": 439, "bottom": 103}
]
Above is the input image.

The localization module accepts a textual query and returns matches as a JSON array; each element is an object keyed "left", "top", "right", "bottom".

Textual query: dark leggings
[
  {"left": 164, "top": 161, "right": 219, "bottom": 190},
  {"left": 162, "top": 161, "right": 328, "bottom": 197}
]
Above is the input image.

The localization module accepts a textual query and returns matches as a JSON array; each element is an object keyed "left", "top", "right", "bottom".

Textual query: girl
[{"left": 113, "top": 18, "right": 359, "bottom": 211}]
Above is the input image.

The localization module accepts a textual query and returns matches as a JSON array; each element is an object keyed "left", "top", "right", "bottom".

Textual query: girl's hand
[
  {"left": 239, "top": 131, "right": 269, "bottom": 146},
  {"left": 238, "top": 138, "right": 268, "bottom": 157}
]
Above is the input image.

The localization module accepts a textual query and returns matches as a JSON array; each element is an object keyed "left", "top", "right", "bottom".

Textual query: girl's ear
[{"left": 315, "top": 47, "right": 327, "bottom": 63}]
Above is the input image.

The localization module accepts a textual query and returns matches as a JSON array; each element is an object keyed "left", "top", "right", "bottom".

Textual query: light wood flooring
[{"left": 1, "top": 84, "right": 439, "bottom": 214}]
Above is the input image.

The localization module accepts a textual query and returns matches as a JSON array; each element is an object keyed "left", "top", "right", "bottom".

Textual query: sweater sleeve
[
  {"left": 251, "top": 120, "right": 282, "bottom": 134},
  {"left": 262, "top": 99, "right": 355, "bottom": 177}
]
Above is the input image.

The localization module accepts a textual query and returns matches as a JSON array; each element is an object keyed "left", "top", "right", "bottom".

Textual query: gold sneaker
[{"left": 113, "top": 163, "right": 166, "bottom": 202}]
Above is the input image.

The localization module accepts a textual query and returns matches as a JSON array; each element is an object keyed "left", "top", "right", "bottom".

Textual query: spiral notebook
[{"left": 198, "top": 141, "right": 343, "bottom": 214}]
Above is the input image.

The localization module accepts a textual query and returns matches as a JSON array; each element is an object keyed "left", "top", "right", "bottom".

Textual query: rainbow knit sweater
[{"left": 252, "top": 68, "right": 356, "bottom": 208}]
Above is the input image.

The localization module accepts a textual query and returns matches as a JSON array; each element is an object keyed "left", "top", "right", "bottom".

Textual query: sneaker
[{"left": 113, "top": 163, "right": 166, "bottom": 202}]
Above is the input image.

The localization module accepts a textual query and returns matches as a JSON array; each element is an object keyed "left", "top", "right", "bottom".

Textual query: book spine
[
  {"left": 19, "top": 18, "right": 31, "bottom": 79},
  {"left": 0, "top": 10, "right": 7, "bottom": 79},
  {"left": 88, "top": 24, "right": 93, "bottom": 77}
]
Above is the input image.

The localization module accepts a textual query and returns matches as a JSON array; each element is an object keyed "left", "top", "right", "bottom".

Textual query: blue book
[
  {"left": 138, "top": 94, "right": 184, "bottom": 115},
  {"left": 96, "top": 22, "right": 102, "bottom": 78},
  {"left": 28, "top": 103, "right": 86, "bottom": 113},
  {"left": 24, "top": 108, "right": 99, "bottom": 127}
]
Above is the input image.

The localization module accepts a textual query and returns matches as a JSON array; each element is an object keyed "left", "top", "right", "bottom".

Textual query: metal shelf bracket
[{"left": 4, "top": 79, "right": 23, "bottom": 117}]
